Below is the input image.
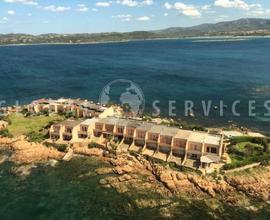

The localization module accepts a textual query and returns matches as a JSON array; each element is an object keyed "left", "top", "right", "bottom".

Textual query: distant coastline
[{"left": 1, "top": 35, "right": 270, "bottom": 47}]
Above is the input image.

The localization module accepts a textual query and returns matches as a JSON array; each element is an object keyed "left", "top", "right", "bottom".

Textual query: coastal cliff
[{"left": 0, "top": 135, "right": 270, "bottom": 216}]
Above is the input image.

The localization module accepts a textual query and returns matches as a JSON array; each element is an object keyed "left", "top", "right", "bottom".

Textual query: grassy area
[
  {"left": 7, "top": 113, "right": 64, "bottom": 137},
  {"left": 224, "top": 136, "right": 270, "bottom": 170}
]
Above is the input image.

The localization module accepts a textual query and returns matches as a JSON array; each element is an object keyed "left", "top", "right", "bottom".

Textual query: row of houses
[
  {"left": 49, "top": 117, "right": 225, "bottom": 170},
  {"left": 27, "top": 98, "right": 121, "bottom": 119}
]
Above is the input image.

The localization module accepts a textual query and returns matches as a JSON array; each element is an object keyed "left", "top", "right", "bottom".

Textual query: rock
[
  {"left": 113, "top": 165, "right": 134, "bottom": 175},
  {"left": 73, "top": 147, "right": 104, "bottom": 157},
  {"left": 0, "top": 155, "right": 9, "bottom": 164},
  {"left": 47, "top": 159, "right": 58, "bottom": 167},
  {"left": 63, "top": 149, "right": 73, "bottom": 161},
  {"left": 95, "top": 167, "right": 113, "bottom": 175},
  {"left": 99, "top": 178, "right": 108, "bottom": 185},
  {"left": 118, "top": 174, "right": 132, "bottom": 182},
  {"left": 10, "top": 139, "right": 64, "bottom": 164},
  {"left": 12, "top": 164, "right": 37, "bottom": 178}
]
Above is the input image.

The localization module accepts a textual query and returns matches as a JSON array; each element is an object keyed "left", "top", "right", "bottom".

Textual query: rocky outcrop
[
  {"left": 10, "top": 137, "right": 64, "bottom": 164},
  {"left": 225, "top": 167, "right": 270, "bottom": 202},
  {"left": 73, "top": 146, "right": 104, "bottom": 157},
  {"left": 0, "top": 137, "right": 15, "bottom": 146}
]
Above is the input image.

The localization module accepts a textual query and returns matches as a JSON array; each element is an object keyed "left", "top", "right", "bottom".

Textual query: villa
[
  {"left": 49, "top": 116, "right": 225, "bottom": 170},
  {"left": 28, "top": 98, "right": 121, "bottom": 119}
]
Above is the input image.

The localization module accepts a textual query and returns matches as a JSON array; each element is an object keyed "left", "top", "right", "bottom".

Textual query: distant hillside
[{"left": 1, "top": 18, "right": 270, "bottom": 45}]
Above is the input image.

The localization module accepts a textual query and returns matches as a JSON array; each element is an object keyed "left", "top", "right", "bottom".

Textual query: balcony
[
  {"left": 146, "top": 139, "right": 158, "bottom": 144},
  {"left": 78, "top": 130, "right": 87, "bottom": 136},
  {"left": 63, "top": 132, "right": 72, "bottom": 137}
]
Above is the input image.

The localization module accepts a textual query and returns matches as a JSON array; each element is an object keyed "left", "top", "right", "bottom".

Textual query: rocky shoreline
[{"left": 0, "top": 136, "right": 270, "bottom": 213}]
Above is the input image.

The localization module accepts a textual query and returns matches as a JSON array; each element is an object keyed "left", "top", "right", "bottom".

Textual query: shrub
[
  {"left": 88, "top": 142, "right": 103, "bottom": 149},
  {"left": 54, "top": 144, "right": 68, "bottom": 152},
  {"left": 0, "top": 129, "right": 13, "bottom": 138},
  {"left": 44, "top": 142, "right": 68, "bottom": 152},
  {"left": 27, "top": 131, "right": 45, "bottom": 142}
]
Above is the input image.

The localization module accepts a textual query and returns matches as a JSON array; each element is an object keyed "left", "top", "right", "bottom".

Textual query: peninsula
[
  {"left": 0, "top": 97, "right": 270, "bottom": 218},
  {"left": 1, "top": 18, "right": 270, "bottom": 46}
]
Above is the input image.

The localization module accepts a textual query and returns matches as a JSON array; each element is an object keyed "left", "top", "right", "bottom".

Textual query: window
[
  {"left": 137, "top": 131, "right": 145, "bottom": 139},
  {"left": 211, "top": 147, "right": 217, "bottom": 154},
  {"left": 150, "top": 133, "right": 159, "bottom": 141},
  {"left": 66, "top": 127, "right": 72, "bottom": 133},
  {"left": 127, "top": 129, "right": 134, "bottom": 136},
  {"left": 191, "top": 154, "right": 197, "bottom": 159},
  {"left": 206, "top": 146, "right": 217, "bottom": 154},
  {"left": 117, "top": 127, "right": 124, "bottom": 133}
]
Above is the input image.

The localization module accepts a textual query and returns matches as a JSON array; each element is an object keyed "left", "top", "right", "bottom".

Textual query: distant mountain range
[{"left": 1, "top": 18, "right": 270, "bottom": 45}]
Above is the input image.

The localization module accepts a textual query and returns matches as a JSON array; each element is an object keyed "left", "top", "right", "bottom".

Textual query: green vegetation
[
  {"left": 26, "top": 131, "right": 47, "bottom": 142},
  {"left": 88, "top": 142, "right": 104, "bottom": 149},
  {"left": 0, "top": 129, "right": 13, "bottom": 138},
  {"left": 44, "top": 142, "right": 68, "bottom": 152},
  {"left": 7, "top": 113, "right": 64, "bottom": 137},
  {"left": 224, "top": 136, "right": 270, "bottom": 170}
]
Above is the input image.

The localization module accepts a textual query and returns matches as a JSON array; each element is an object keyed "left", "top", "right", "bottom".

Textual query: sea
[{"left": 0, "top": 38, "right": 270, "bottom": 132}]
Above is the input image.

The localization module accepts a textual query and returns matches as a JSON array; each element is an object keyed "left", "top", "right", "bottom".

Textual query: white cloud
[
  {"left": 0, "top": 17, "right": 8, "bottom": 24},
  {"left": 92, "top": 8, "right": 98, "bottom": 12},
  {"left": 117, "top": 0, "right": 138, "bottom": 7},
  {"left": 136, "top": 16, "right": 150, "bottom": 21},
  {"left": 116, "top": 0, "right": 153, "bottom": 7},
  {"left": 77, "top": 4, "right": 89, "bottom": 12},
  {"left": 4, "top": 0, "right": 38, "bottom": 6},
  {"left": 164, "top": 2, "right": 172, "bottom": 9},
  {"left": 214, "top": 0, "right": 261, "bottom": 10},
  {"left": 96, "top": 2, "right": 111, "bottom": 7},
  {"left": 201, "top": 5, "right": 211, "bottom": 10},
  {"left": 43, "top": 5, "right": 71, "bottom": 12},
  {"left": 112, "top": 14, "right": 132, "bottom": 18},
  {"left": 7, "top": 10, "right": 15, "bottom": 15},
  {"left": 164, "top": 12, "right": 168, "bottom": 16},
  {"left": 247, "top": 8, "right": 270, "bottom": 16},
  {"left": 141, "top": 0, "right": 153, "bottom": 6},
  {"left": 164, "top": 2, "right": 201, "bottom": 17},
  {"left": 112, "top": 14, "right": 132, "bottom": 21}
]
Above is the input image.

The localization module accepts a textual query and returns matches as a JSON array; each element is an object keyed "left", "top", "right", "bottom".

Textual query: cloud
[
  {"left": 164, "top": 12, "right": 168, "bottom": 16},
  {"left": 43, "top": 5, "right": 71, "bottom": 12},
  {"left": 7, "top": 10, "right": 15, "bottom": 15},
  {"left": 77, "top": 4, "right": 89, "bottom": 12},
  {"left": 96, "top": 2, "right": 111, "bottom": 7},
  {"left": 92, "top": 8, "right": 98, "bottom": 12},
  {"left": 214, "top": 0, "right": 261, "bottom": 10},
  {"left": 116, "top": 0, "right": 153, "bottom": 7},
  {"left": 112, "top": 14, "right": 132, "bottom": 21},
  {"left": 4, "top": 0, "right": 38, "bottom": 6},
  {"left": 247, "top": 8, "right": 270, "bottom": 16},
  {"left": 0, "top": 17, "right": 8, "bottom": 24},
  {"left": 136, "top": 16, "right": 150, "bottom": 21},
  {"left": 164, "top": 2, "right": 172, "bottom": 9},
  {"left": 165, "top": 2, "right": 201, "bottom": 17}
]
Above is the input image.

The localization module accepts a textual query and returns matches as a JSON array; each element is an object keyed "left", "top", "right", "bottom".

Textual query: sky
[{"left": 0, "top": 0, "right": 270, "bottom": 34}]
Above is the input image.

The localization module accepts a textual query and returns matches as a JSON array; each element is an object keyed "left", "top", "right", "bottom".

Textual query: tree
[{"left": 262, "top": 138, "right": 269, "bottom": 153}]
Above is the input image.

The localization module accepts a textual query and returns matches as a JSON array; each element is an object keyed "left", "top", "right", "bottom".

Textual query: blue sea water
[{"left": 0, "top": 38, "right": 270, "bottom": 132}]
